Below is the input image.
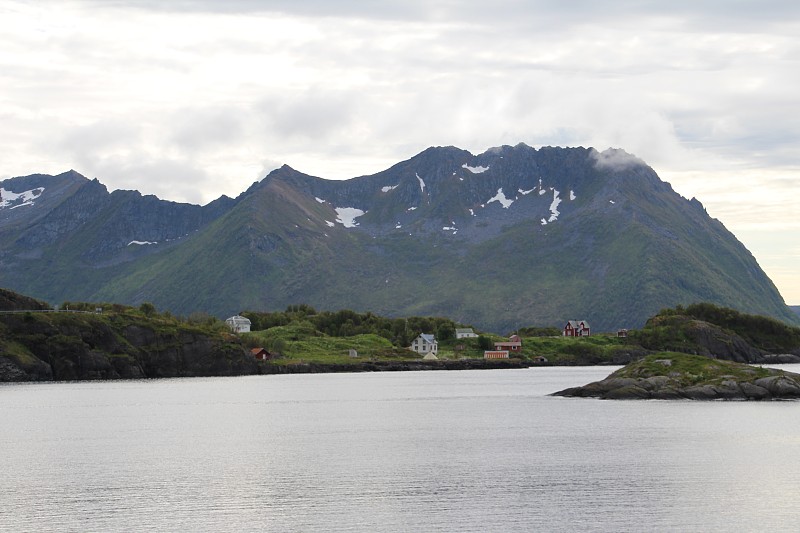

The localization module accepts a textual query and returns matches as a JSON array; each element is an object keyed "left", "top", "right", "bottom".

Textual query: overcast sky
[{"left": 1, "top": 0, "right": 798, "bottom": 303}]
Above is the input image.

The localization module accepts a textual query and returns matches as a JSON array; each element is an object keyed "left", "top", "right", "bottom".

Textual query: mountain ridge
[{"left": 1, "top": 144, "right": 795, "bottom": 332}]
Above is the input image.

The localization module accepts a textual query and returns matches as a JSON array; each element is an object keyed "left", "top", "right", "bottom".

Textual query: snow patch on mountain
[
  {"left": 314, "top": 197, "right": 326, "bottom": 204},
  {"left": 487, "top": 188, "right": 514, "bottom": 209},
  {"left": 1, "top": 187, "right": 45, "bottom": 209},
  {"left": 548, "top": 189, "right": 562, "bottom": 222},
  {"left": 570, "top": 190, "right": 576, "bottom": 200},
  {"left": 128, "top": 240, "right": 157, "bottom": 246},
  {"left": 416, "top": 173, "right": 426, "bottom": 194},
  {"left": 462, "top": 163, "right": 489, "bottom": 174},
  {"left": 407, "top": 206, "right": 417, "bottom": 211},
  {"left": 334, "top": 207, "right": 366, "bottom": 228},
  {"left": 325, "top": 220, "right": 335, "bottom": 227},
  {"left": 519, "top": 187, "right": 535, "bottom": 196},
  {"left": 381, "top": 185, "right": 398, "bottom": 193}
]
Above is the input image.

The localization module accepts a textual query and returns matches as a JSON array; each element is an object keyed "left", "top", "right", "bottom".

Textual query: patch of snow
[
  {"left": 407, "top": 206, "right": 417, "bottom": 211},
  {"left": 334, "top": 207, "right": 366, "bottom": 228},
  {"left": 486, "top": 188, "right": 514, "bottom": 209},
  {"left": 315, "top": 197, "right": 325, "bottom": 204},
  {"left": 570, "top": 190, "right": 576, "bottom": 200},
  {"left": 609, "top": 200, "right": 615, "bottom": 204},
  {"left": 1, "top": 187, "right": 45, "bottom": 209},
  {"left": 395, "top": 224, "right": 402, "bottom": 229},
  {"left": 462, "top": 163, "right": 489, "bottom": 174},
  {"left": 468, "top": 208, "right": 475, "bottom": 216},
  {"left": 443, "top": 226, "right": 456, "bottom": 231},
  {"left": 541, "top": 219, "right": 548, "bottom": 226},
  {"left": 325, "top": 220, "right": 335, "bottom": 227},
  {"left": 416, "top": 173, "right": 426, "bottom": 194},
  {"left": 518, "top": 187, "right": 535, "bottom": 196},
  {"left": 548, "top": 189, "right": 562, "bottom": 222},
  {"left": 538, "top": 189, "right": 546, "bottom": 196},
  {"left": 459, "top": 177, "right": 464, "bottom": 181},
  {"left": 381, "top": 184, "right": 398, "bottom": 193},
  {"left": 128, "top": 240, "right": 157, "bottom": 246}
]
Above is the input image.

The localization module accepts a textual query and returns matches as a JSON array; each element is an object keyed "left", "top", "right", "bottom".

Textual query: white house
[
  {"left": 225, "top": 315, "right": 252, "bottom": 333},
  {"left": 410, "top": 334, "right": 438, "bottom": 356},
  {"left": 455, "top": 328, "right": 478, "bottom": 339}
]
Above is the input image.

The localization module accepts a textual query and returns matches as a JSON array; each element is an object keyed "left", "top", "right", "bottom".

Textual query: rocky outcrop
[
  {"left": 0, "top": 311, "right": 258, "bottom": 381},
  {"left": 0, "top": 288, "right": 51, "bottom": 311},
  {"left": 552, "top": 353, "right": 800, "bottom": 400}
]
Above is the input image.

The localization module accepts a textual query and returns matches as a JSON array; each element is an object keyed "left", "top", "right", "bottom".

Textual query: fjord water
[{"left": 2, "top": 368, "right": 800, "bottom": 532}]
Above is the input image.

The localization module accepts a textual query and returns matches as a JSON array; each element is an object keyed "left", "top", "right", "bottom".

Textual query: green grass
[
  {"left": 518, "top": 334, "right": 630, "bottom": 364},
  {"left": 613, "top": 352, "right": 775, "bottom": 387},
  {"left": 0, "top": 340, "right": 39, "bottom": 366},
  {"left": 243, "top": 328, "right": 411, "bottom": 364}
]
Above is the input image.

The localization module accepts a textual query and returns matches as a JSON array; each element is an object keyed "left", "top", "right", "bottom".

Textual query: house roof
[
  {"left": 226, "top": 315, "right": 251, "bottom": 325},
  {"left": 455, "top": 328, "right": 474, "bottom": 334},
  {"left": 495, "top": 341, "right": 521, "bottom": 347},
  {"left": 418, "top": 333, "right": 436, "bottom": 343},
  {"left": 566, "top": 320, "right": 590, "bottom": 328}
]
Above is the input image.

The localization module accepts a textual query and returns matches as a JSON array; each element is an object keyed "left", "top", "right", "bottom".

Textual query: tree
[
  {"left": 139, "top": 302, "right": 156, "bottom": 317},
  {"left": 477, "top": 335, "right": 492, "bottom": 350},
  {"left": 437, "top": 323, "right": 455, "bottom": 341}
]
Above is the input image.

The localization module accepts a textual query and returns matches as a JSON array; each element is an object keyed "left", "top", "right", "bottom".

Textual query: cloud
[
  {"left": 590, "top": 148, "right": 646, "bottom": 171},
  {"left": 3, "top": 0, "right": 800, "bottom": 300}
]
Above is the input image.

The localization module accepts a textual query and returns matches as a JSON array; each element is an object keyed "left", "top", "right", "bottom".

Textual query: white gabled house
[
  {"left": 225, "top": 315, "right": 252, "bottom": 333},
  {"left": 455, "top": 328, "right": 478, "bottom": 339},
  {"left": 410, "top": 334, "right": 438, "bottom": 356}
]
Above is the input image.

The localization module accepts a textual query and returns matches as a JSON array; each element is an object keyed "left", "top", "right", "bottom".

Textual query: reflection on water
[{"left": 2, "top": 367, "right": 800, "bottom": 532}]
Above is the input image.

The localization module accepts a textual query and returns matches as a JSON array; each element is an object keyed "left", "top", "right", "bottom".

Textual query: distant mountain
[
  {"left": 791, "top": 306, "right": 800, "bottom": 318},
  {"left": 1, "top": 144, "right": 796, "bottom": 333}
]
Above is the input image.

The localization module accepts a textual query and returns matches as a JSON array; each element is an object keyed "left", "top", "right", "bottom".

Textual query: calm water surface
[{"left": 2, "top": 367, "right": 800, "bottom": 532}]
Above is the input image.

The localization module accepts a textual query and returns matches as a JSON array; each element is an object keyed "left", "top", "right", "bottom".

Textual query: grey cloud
[
  {"left": 87, "top": 155, "right": 215, "bottom": 205},
  {"left": 66, "top": 0, "right": 800, "bottom": 32},
  {"left": 169, "top": 108, "right": 247, "bottom": 152},
  {"left": 59, "top": 121, "right": 142, "bottom": 155},
  {"left": 590, "top": 148, "right": 646, "bottom": 171},
  {"left": 258, "top": 90, "right": 359, "bottom": 141}
]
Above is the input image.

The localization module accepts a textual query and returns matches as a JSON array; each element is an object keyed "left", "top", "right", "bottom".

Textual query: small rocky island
[{"left": 552, "top": 353, "right": 800, "bottom": 400}]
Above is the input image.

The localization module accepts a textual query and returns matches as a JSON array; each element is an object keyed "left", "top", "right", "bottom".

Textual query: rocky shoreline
[
  {"left": 552, "top": 353, "right": 800, "bottom": 400},
  {"left": 259, "top": 358, "right": 534, "bottom": 374}
]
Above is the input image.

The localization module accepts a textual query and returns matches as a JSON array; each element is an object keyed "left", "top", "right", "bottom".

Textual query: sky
[{"left": 1, "top": 0, "right": 798, "bottom": 304}]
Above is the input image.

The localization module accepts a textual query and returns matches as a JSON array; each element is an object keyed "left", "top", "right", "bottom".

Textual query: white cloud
[{"left": 2, "top": 0, "right": 800, "bottom": 301}]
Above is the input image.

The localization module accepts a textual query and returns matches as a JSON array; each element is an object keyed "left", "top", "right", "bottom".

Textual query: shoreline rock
[{"left": 552, "top": 353, "right": 800, "bottom": 401}]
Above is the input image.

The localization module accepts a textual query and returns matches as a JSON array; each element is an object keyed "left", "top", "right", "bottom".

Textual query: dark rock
[{"left": 552, "top": 353, "right": 800, "bottom": 401}]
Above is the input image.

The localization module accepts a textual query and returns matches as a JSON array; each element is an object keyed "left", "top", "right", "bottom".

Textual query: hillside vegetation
[
  {"left": 0, "top": 300, "right": 256, "bottom": 381},
  {"left": 3, "top": 286, "right": 800, "bottom": 382}
]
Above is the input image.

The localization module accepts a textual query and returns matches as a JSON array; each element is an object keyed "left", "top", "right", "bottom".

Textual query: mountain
[
  {"left": 1, "top": 145, "right": 796, "bottom": 333},
  {"left": 791, "top": 306, "right": 800, "bottom": 318}
]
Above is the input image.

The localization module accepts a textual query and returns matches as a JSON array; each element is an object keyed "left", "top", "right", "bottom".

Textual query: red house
[
  {"left": 563, "top": 320, "right": 591, "bottom": 337},
  {"left": 494, "top": 339, "right": 522, "bottom": 352},
  {"left": 250, "top": 347, "right": 273, "bottom": 361}
]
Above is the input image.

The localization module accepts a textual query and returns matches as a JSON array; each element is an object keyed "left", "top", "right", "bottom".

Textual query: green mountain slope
[{"left": 2, "top": 145, "right": 796, "bottom": 333}]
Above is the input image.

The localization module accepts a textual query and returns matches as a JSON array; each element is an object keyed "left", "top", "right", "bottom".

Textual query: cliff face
[{"left": 0, "top": 311, "right": 258, "bottom": 382}]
